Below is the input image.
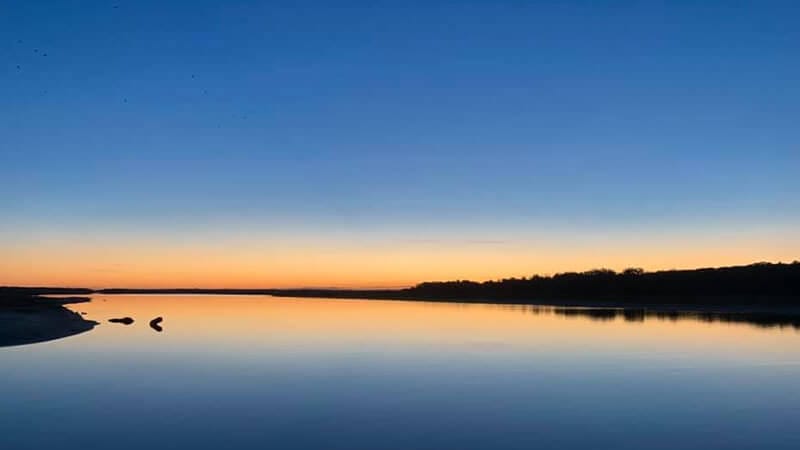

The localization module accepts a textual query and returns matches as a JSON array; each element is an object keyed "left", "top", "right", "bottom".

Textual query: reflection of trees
[{"left": 513, "top": 305, "right": 800, "bottom": 330}]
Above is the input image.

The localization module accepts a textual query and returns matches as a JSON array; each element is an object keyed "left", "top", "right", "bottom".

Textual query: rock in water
[
  {"left": 149, "top": 317, "right": 163, "bottom": 332},
  {"left": 109, "top": 317, "right": 134, "bottom": 325}
]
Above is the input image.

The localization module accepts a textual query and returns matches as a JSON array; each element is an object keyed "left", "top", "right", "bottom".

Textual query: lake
[{"left": 2, "top": 294, "right": 800, "bottom": 449}]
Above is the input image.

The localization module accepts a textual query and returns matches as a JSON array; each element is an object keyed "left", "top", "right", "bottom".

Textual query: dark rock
[
  {"left": 109, "top": 317, "right": 134, "bottom": 325},
  {"left": 149, "top": 317, "right": 163, "bottom": 332}
]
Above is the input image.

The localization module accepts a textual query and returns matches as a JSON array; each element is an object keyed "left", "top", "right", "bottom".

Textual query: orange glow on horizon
[{"left": 1, "top": 228, "right": 797, "bottom": 288}]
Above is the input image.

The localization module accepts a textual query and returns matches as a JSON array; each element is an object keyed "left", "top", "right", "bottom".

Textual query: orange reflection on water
[{"left": 68, "top": 295, "right": 800, "bottom": 363}]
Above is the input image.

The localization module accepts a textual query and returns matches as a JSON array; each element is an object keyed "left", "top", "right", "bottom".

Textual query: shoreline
[
  {"left": 5, "top": 261, "right": 797, "bottom": 314},
  {"left": 0, "top": 292, "right": 97, "bottom": 348},
  {"left": 88, "top": 288, "right": 800, "bottom": 316}
]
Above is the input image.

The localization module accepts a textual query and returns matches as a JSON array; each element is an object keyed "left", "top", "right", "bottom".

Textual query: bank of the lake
[{"left": 0, "top": 289, "right": 97, "bottom": 347}]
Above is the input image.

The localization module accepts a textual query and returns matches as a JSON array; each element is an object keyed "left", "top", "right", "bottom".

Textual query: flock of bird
[
  {"left": 10, "top": 9, "right": 253, "bottom": 124},
  {"left": 13, "top": 37, "right": 202, "bottom": 103},
  {"left": 14, "top": 39, "right": 45, "bottom": 71}
]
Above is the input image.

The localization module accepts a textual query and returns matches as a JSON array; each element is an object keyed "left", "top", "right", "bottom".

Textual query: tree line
[{"left": 404, "top": 261, "right": 800, "bottom": 304}]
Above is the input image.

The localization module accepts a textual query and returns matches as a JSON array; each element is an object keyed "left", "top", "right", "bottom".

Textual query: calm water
[{"left": 2, "top": 295, "right": 800, "bottom": 450}]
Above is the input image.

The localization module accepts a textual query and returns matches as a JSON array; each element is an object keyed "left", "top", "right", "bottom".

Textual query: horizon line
[{"left": 4, "top": 259, "right": 797, "bottom": 292}]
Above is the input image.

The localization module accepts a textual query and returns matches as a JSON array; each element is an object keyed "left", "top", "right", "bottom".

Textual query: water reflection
[
  {"left": 492, "top": 304, "right": 800, "bottom": 329},
  {"left": 3, "top": 295, "right": 800, "bottom": 450},
  {"left": 4, "top": 295, "right": 800, "bottom": 349}
]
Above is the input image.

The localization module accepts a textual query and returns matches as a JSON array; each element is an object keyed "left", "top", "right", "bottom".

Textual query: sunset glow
[{"left": 2, "top": 224, "right": 797, "bottom": 288}]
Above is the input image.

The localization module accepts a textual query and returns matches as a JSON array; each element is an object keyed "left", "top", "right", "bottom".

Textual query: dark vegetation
[
  {"left": 3, "top": 262, "right": 800, "bottom": 338},
  {"left": 88, "top": 262, "right": 800, "bottom": 307},
  {"left": 0, "top": 287, "right": 91, "bottom": 307},
  {"left": 0, "top": 287, "right": 92, "bottom": 301},
  {"left": 4, "top": 261, "right": 800, "bottom": 311},
  {"left": 404, "top": 261, "right": 800, "bottom": 305}
]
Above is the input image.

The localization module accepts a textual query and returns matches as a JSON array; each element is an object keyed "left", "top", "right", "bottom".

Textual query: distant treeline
[
  {"left": 0, "top": 287, "right": 92, "bottom": 308},
  {"left": 94, "top": 262, "right": 800, "bottom": 306},
  {"left": 404, "top": 262, "right": 800, "bottom": 304},
  {"left": 96, "top": 287, "right": 407, "bottom": 299},
  {"left": 98, "top": 288, "right": 285, "bottom": 295},
  {"left": 4, "top": 261, "right": 799, "bottom": 307},
  {"left": 0, "top": 287, "right": 93, "bottom": 296}
]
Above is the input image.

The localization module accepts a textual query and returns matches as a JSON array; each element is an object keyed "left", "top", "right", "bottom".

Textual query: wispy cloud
[{"left": 397, "top": 238, "right": 510, "bottom": 246}]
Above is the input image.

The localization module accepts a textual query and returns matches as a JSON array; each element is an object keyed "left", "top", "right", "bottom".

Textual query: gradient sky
[{"left": 2, "top": 1, "right": 799, "bottom": 288}]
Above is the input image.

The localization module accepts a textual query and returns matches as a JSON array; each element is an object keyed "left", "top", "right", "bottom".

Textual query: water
[{"left": 2, "top": 295, "right": 800, "bottom": 450}]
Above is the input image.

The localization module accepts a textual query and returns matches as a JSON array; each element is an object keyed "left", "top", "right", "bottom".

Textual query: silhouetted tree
[{"left": 404, "top": 262, "right": 800, "bottom": 305}]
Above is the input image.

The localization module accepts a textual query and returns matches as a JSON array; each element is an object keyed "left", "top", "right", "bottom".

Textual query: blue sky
[{"left": 1, "top": 1, "right": 798, "bottom": 286}]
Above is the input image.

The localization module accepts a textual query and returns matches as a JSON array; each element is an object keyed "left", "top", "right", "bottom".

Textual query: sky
[{"left": 1, "top": 1, "right": 799, "bottom": 288}]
